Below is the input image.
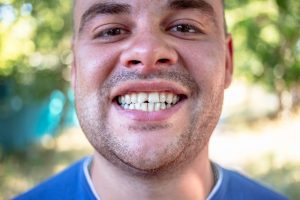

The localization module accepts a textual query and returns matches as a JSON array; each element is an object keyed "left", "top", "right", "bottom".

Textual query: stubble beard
[{"left": 76, "top": 69, "right": 224, "bottom": 177}]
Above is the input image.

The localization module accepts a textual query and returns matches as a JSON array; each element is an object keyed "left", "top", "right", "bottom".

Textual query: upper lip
[{"left": 110, "top": 80, "right": 190, "bottom": 101}]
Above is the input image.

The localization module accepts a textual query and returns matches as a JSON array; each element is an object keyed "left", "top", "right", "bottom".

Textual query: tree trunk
[{"left": 291, "top": 84, "right": 300, "bottom": 112}]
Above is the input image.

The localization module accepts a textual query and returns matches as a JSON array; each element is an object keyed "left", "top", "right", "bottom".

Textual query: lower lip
[{"left": 113, "top": 100, "right": 186, "bottom": 121}]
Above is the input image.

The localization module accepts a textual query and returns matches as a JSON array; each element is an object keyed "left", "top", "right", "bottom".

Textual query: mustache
[{"left": 102, "top": 69, "right": 199, "bottom": 93}]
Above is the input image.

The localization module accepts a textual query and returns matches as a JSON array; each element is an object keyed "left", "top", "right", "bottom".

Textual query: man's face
[{"left": 72, "top": 0, "right": 233, "bottom": 174}]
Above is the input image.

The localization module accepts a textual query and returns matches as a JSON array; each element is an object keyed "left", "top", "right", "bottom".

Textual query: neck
[{"left": 90, "top": 145, "right": 214, "bottom": 200}]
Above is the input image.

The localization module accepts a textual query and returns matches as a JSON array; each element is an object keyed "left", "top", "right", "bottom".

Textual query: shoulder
[
  {"left": 213, "top": 167, "right": 288, "bottom": 200},
  {"left": 13, "top": 157, "right": 96, "bottom": 200}
]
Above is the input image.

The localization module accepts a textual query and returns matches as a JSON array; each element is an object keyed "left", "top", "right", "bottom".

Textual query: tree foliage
[
  {"left": 226, "top": 0, "right": 300, "bottom": 112},
  {"left": 0, "top": 0, "right": 72, "bottom": 102},
  {"left": 0, "top": 0, "right": 299, "bottom": 113}
]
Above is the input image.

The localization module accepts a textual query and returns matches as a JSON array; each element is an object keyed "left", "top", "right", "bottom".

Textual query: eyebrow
[
  {"left": 79, "top": 2, "right": 131, "bottom": 33},
  {"left": 78, "top": 0, "right": 215, "bottom": 34},
  {"left": 168, "top": 0, "right": 215, "bottom": 17}
]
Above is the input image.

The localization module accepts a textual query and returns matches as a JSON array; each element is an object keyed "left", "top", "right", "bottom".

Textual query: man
[{"left": 15, "top": 0, "right": 287, "bottom": 199}]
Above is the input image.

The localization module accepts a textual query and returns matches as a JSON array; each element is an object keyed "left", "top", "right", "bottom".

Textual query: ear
[
  {"left": 224, "top": 34, "right": 234, "bottom": 89},
  {"left": 71, "top": 42, "right": 76, "bottom": 91}
]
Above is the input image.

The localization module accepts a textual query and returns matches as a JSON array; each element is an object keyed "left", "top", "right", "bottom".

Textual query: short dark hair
[
  {"left": 73, "top": 0, "right": 227, "bottom": 34},
  {"left": 222, "top": 0, "right": 228, "bottom": 34}
]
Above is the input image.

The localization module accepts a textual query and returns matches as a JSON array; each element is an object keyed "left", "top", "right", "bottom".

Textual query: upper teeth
[{"left": 117, "top": 92, "right": 180, "bottom": 112}]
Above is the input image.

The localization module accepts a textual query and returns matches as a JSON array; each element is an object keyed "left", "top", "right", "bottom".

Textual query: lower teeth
[{"left": 120, "top": 102, "right": 174, "bottom": 112}]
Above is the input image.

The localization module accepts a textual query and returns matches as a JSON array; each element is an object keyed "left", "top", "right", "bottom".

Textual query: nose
[{"left": 120, "top": 32, "right": 178, "bottom": 72}]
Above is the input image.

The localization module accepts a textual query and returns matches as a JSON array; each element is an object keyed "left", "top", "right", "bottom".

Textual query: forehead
[{"left": 74, "top": 0, "right": 223, "bottom": 14}]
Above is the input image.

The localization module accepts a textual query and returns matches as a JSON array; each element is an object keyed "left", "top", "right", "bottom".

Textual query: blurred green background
[{"left": 0, "top": 0, "right": 299, "bottom": 199}]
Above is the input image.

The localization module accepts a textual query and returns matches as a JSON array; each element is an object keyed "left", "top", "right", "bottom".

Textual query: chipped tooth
[
  {"left": 161, "top": 103, "right": 166, "bottom": 110},
  {"left": 159, "top": 93, "right": 166, "bottom": 103},
  {"left": 166, "top": 93, "right": 173, "bottom": 104},
  {"left": 138, "top": 92, "right": 148, "bottom": 103},
  {"left": 141, "top": 103, "right": 147, "bottom": 111},
  {"left": 148, "top": 103, "right": 154, "bottom": 112},
  {"left": 155, "top": 103, "right": 161, "bottom": 111},
  {"left": 131, "top": 93, "right": 137, "bottom": 103},
  {"left": 129, "top": 104, "right": 135, "bottom": 110},
  {"left": 148, "top": 92, "right": 160, "bottom": 103}
]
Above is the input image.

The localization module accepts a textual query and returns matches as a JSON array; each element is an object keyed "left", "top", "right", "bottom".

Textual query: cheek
[
  {"left": 75, "top": 44, "right": 120, "bottom": 94},
  {"left": 177, "top": 40, "right": 226, "bottom": 89}
]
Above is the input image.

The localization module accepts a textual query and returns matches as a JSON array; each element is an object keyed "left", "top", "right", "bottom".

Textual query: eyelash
[
  {"left": 168, "top": 24, "right": 202, "bottom": 34},
  {"left": 94, "top": 27, "right": 129, "bottom": 39},
  {"left": 93, "top": 23, "right": 203, "bottom": 41}
]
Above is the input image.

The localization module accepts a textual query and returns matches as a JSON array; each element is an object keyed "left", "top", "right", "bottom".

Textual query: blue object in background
[{"left": 0, "top": 81, "right": 78, "bottom": 152}]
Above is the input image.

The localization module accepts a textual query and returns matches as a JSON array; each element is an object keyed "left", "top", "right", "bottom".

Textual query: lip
[
  {"left": 110, "top": 80, "right": 189, "bottom": 121},
  {"left": 110, "top": 80, "right": 190, "bottom": 100}
]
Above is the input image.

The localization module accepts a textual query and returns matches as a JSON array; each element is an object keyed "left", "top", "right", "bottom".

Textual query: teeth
[
  {"left": 125, "top": 94, "right": 131, "bottom": 104},
  {"left": 148, "top": 103, "right": 154, "bottom": 112},
  {"left": 124, "top": 104, "right": 129, "bottom": 109},
  {"left": 131, "top": 93, "right": 137, "bottom": 103},
  {"left": 117, "top": 92, "right": 182, "bottom": 112},
  {"left": 161, "top": 103, "right": 166, "bottom": 110},
  {"left": 172, "top": 95, "right": 178, "bottom": 104},
  {"left": 137, "top": 93, "right": 148, "bottom": 103},
  {"left": 141, "top": 103, "right": 147, "bottom": 111},
  {"left": 155, "top": 103, "right": 161, "bottom": 111},
  {"left": 129, "top": 104, "right": 135, "bottom": 110},
  {"left": 159, "top": 93, "right": 166, "bottom": 102},
  {"left": 166, "top": 93, "right": 173, "bottom": 104},
  {"left": 148, "top": 92, "right": 160, "bottom": 103},
  {"left": 119, "top": 96, "right": 126, "bottom": 105},
  {"left": 135, "top": 103, "right": 141, "bottom": 110}
]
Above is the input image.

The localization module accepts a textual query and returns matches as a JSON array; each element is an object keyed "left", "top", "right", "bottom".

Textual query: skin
[{"left": 72, "top": 0, "right": 233, "bottom": 199}]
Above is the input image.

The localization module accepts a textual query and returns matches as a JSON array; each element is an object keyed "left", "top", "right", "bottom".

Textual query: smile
[{"left": 117, "top": 92, "right": 184, "bottom": 112}]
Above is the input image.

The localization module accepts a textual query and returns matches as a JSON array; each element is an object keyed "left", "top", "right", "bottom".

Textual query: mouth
[
  {"left": 115, "top": 92, "right": 187, "bottom": 112},
  {"left": 111, "top": 81, "right": 189, "bottom": 115}
]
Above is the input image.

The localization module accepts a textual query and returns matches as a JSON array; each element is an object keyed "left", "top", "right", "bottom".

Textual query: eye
[
  {"left": 93, "top": 26, "right": 130, "bottom": 42},
  {"left": 98, "top": 28, "right": 127, "bottom": 37},
  {"left": 169, "top": 24, "right": 201, "bottom": 34}
]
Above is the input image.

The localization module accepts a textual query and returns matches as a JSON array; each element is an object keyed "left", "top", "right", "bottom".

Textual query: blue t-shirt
[{"left": 14, "top": 157, "right": 288, "bottom": 200}]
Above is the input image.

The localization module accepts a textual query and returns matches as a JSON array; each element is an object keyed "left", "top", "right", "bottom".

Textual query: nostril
[{"left": 158, "top": 58, "right": 169, "bottom": 64}]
